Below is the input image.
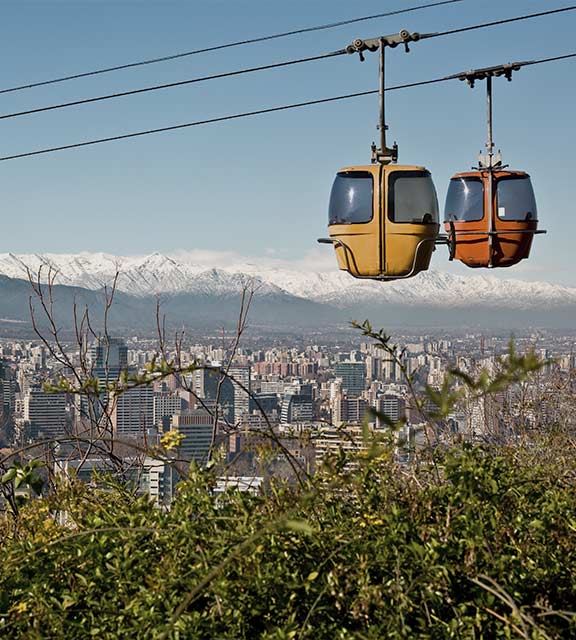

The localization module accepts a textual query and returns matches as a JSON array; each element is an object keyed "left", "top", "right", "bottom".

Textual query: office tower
[
  {"left": 280, "top": 387, "right": 313, "bottom": 424},
  {"left": 252, "top": 392, "right": 279, "bottom": 418},
  {"left": 153, "top": 391, "right": 183, "bottom": 428},
  {"left": 376, "top": 394, "right": 406, "bottom": 427},
  {"left": 340, "top": 397, "right": 368, "bottom": 424},
  {"left": 111, "top": 385, "right": 154, "bottom": 439},
  {"left": 171, "top": 410, "right": 214, "bottom": 466},
  {"left": 192, "top": 367, "right": 234, "bottom": 423},
  {"left": 85, "top": 337, "right": 130, "bottom": 425},
  {"left": 334, "top": 362, "right": 366, "bottom": 398},
  {"left": 228, "top": 365, "right": 251, "bottom": 424},
  {"left": 90, "top": 337, "right": 128, "bottom": 382},
  {"left": 24, "top": 387, "right": 68, "bottom": 440},
  {"left": 0, "top": 360, "right": 16, "bottom": 417}
]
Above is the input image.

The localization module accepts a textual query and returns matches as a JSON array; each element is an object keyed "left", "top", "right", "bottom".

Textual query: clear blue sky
[{"left": 1, "top": 0, "right": 575, "bottom": 285}]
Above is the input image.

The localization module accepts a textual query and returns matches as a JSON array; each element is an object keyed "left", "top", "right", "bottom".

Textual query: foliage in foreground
[{"left": 0, "top": 435, "right": 574, "bottom": 639}]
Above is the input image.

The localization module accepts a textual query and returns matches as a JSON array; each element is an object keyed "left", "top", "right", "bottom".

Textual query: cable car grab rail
[
  {"left": 448, "top": 229, "right": 546, "bottom": 236},
  {"left": 318, "top": 236, "right": 438, "bottom": 281}
]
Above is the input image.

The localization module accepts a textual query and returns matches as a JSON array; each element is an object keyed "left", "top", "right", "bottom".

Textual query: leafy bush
[{"left": 0, "top": 435, "right": 574, "bottom": 639}]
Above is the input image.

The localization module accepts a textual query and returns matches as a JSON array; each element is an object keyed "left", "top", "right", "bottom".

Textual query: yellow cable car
[
  {"left": 319, "top": 30, "right": 440, "bottom": 281},
  {"left": 327, "top": 164, "right": 439, "bottom": 278}
]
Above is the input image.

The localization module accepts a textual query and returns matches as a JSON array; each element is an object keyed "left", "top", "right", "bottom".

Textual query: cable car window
[
  {"left": 496, "top": 176, "right": 537, "bottom": 221},
  {"left": 444, "top": 177, "right": 484, "bottom": 222},
  {"left": 388, "top": 171, "right": 439, "bottom": 224},
  {"left": 329, "top": 171, "right": 373, "bottom": 225}
]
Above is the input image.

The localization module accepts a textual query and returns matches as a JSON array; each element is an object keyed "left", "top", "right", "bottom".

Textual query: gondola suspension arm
[{"left": 345, "top": 29, "right": 421, "bottom": 164}]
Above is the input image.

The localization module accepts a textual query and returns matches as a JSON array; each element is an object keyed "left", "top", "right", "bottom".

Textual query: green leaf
[
  {"left": 283, "top": 520, "right": 314, "bottom": 535},
  {"left": 1, "top": 468, "right": 17, "bottom": 484}
]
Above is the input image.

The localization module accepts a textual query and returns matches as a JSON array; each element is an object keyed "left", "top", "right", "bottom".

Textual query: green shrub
[{"left": 0, "top": 436, "right": 574, "bottom": 639}]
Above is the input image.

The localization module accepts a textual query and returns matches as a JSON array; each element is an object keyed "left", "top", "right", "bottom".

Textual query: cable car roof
[
  {"left": 337, "top": 164, "right": 428, "bottom": 173},
  {"left": 450, "top": 169, "right": 531, "bottom": 179}
]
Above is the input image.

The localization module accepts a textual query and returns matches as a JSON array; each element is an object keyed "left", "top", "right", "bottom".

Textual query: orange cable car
[
  {"left": 319, "top": 30, "right": 440, "bottom": 281},
  {"left": 445, "top": 169, "right": 539, "bottom": 268},
  {"left": 444, "top": 63, "right": 545, "bottom": 268}
]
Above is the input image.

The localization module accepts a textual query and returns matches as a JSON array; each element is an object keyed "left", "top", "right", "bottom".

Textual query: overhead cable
[
  {"left": 1, "top": 4, "right": 575, "bottom": 122},
  {"left": 0, "top": 0, "right": 466, "bottom": 95},
  {"left": 0, "top": 51, "right": 346, "bottom": 122},
  {"left": 1, "top": 51, "right": 574, "bottom": 163},
  {"left": 420, "top": 4, "right": 576, "bottom": 39}
]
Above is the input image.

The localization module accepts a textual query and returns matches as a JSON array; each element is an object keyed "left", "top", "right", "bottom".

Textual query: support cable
[
  {"left": 0, "top": 51, "right": 346, "bottom": 122},
  {"left": 420, "top": 5, "right": 576, "bottom": 40},
  {"left": 0, "top": 0, "right": 466, "bottom": 95},
  {"left": 0, "top": 51, "right": 573, "bottom": 163},
  {"left": 0, "top": 4, "right": 574, "bottom": 123}
]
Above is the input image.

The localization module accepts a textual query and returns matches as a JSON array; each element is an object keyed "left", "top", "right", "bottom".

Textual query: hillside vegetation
[{"left": 0, "top": 434, "right": 574, "bottom": 639}]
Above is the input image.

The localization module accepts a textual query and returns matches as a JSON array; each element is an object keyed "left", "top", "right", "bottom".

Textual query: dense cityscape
[{"left": 1, "top": 326, "right": 574, "bottom": 505}]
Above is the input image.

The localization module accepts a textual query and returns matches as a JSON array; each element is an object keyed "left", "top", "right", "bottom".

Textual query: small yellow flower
[
  {"left": 160, "top": 429, "right": 185, "bottom": 451},
  {"left": 11, "top": 602, "right": 28, "bottom": 614}
]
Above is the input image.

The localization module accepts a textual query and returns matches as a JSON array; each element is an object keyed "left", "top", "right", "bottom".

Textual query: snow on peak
[{"left": 0, "top": 251, "right": 573, "bottom": 309}]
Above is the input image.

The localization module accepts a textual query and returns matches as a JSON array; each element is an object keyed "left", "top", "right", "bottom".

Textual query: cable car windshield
[
  {"left": 496, "top": 176, "right": 537, "bottom": 221},
  {"left": 444, "top": 176, "right": 484, "bottom": 222},
  {"left": 389, "top": 171, "right": 438, "bottom": 224},
  {"left": 329, "top": 171, "right": 373, "bottom": 225}
]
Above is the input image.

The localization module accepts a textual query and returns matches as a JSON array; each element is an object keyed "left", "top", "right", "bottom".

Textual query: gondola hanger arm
[{"left": 344, "top": 30, "right": 421, "bottom": 163}]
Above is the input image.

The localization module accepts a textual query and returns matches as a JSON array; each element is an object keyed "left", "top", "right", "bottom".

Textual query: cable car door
[
  {"left": 444, "top": 173, "right": 490, "bottom": 268},
  {"left": 327, "top": 166, "right": 382, "bottom": 277},
  {"left": 492, "top": 172, "right": 538, "bottom": 267},
  {"left": 384, "top": 167, "right": 440, "bottom": 277}
]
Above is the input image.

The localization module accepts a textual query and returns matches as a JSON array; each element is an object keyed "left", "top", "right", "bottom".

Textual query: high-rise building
[
  {"left": 171, "top": 410, "right": 214, "bottom": 466},
  {"left": 252, "top": 392, "right": 279, "bottom": 418},
  {"left": 0, "top": 360, "right": 16, "bottom": 418},
  {"left": 192, "top": 367, "right": 234, "bottom": 423},
  {"left": 24, "top": 387, "right": 68, "bottom": 440},
  {"left": 55, "top": 456, "right": 173, "bottom": 505},
  {"left": 153, "top": 391, "right": 183, "bottom": 428},
  {"left": 340, "top": 397, "right": 368, "bottom": 424},
  {"left": 228, "top": 365, "right": 251, "bottom": 424},
  {"left": 85, "top": 337, "right": 130, "bottom": 425},
  {"left": 375, "top": 394, "right": 406, "bottom": 427},
  {"left": 334, "top": 362, "right": 366, "bottom": 398},
  {"left": 90, "top": 337, "right": 128, "bottom": 382},
  {"left": 111, "top": 385, "right": 154, "bottom": 439},
  {"left": 365, "top": 355, "right": 382, "bottom": 381},
  {"left": 382, "top": 358, "right": 399, "bottom": 382},
  {"left": 280, "top": 388, "right": 313, "bottom": 424}
]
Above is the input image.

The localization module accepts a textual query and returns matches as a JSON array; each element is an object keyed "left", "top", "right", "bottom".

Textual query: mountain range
[{"left": 0, "top": 252, "right": 573, "bottom": 332}]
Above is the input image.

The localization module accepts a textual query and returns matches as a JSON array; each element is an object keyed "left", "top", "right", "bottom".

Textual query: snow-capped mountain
[{"left": 0, "top": 251, "right": 574, "bottom": 310}]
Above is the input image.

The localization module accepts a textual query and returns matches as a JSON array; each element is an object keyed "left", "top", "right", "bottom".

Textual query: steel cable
[
  {"left": 0, "top": 0, "right": 466, "bottom": 95},
  {"left": 1, "top": 51, "right": 573, "bottom": 163}
]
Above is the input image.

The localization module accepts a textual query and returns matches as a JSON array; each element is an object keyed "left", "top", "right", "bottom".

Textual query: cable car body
[
  {"left": 327, "top": 164, "right": 440, "bottom": 279},
  {"left": 444, "top": 169, "right": 539, "bottom": 268}
]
